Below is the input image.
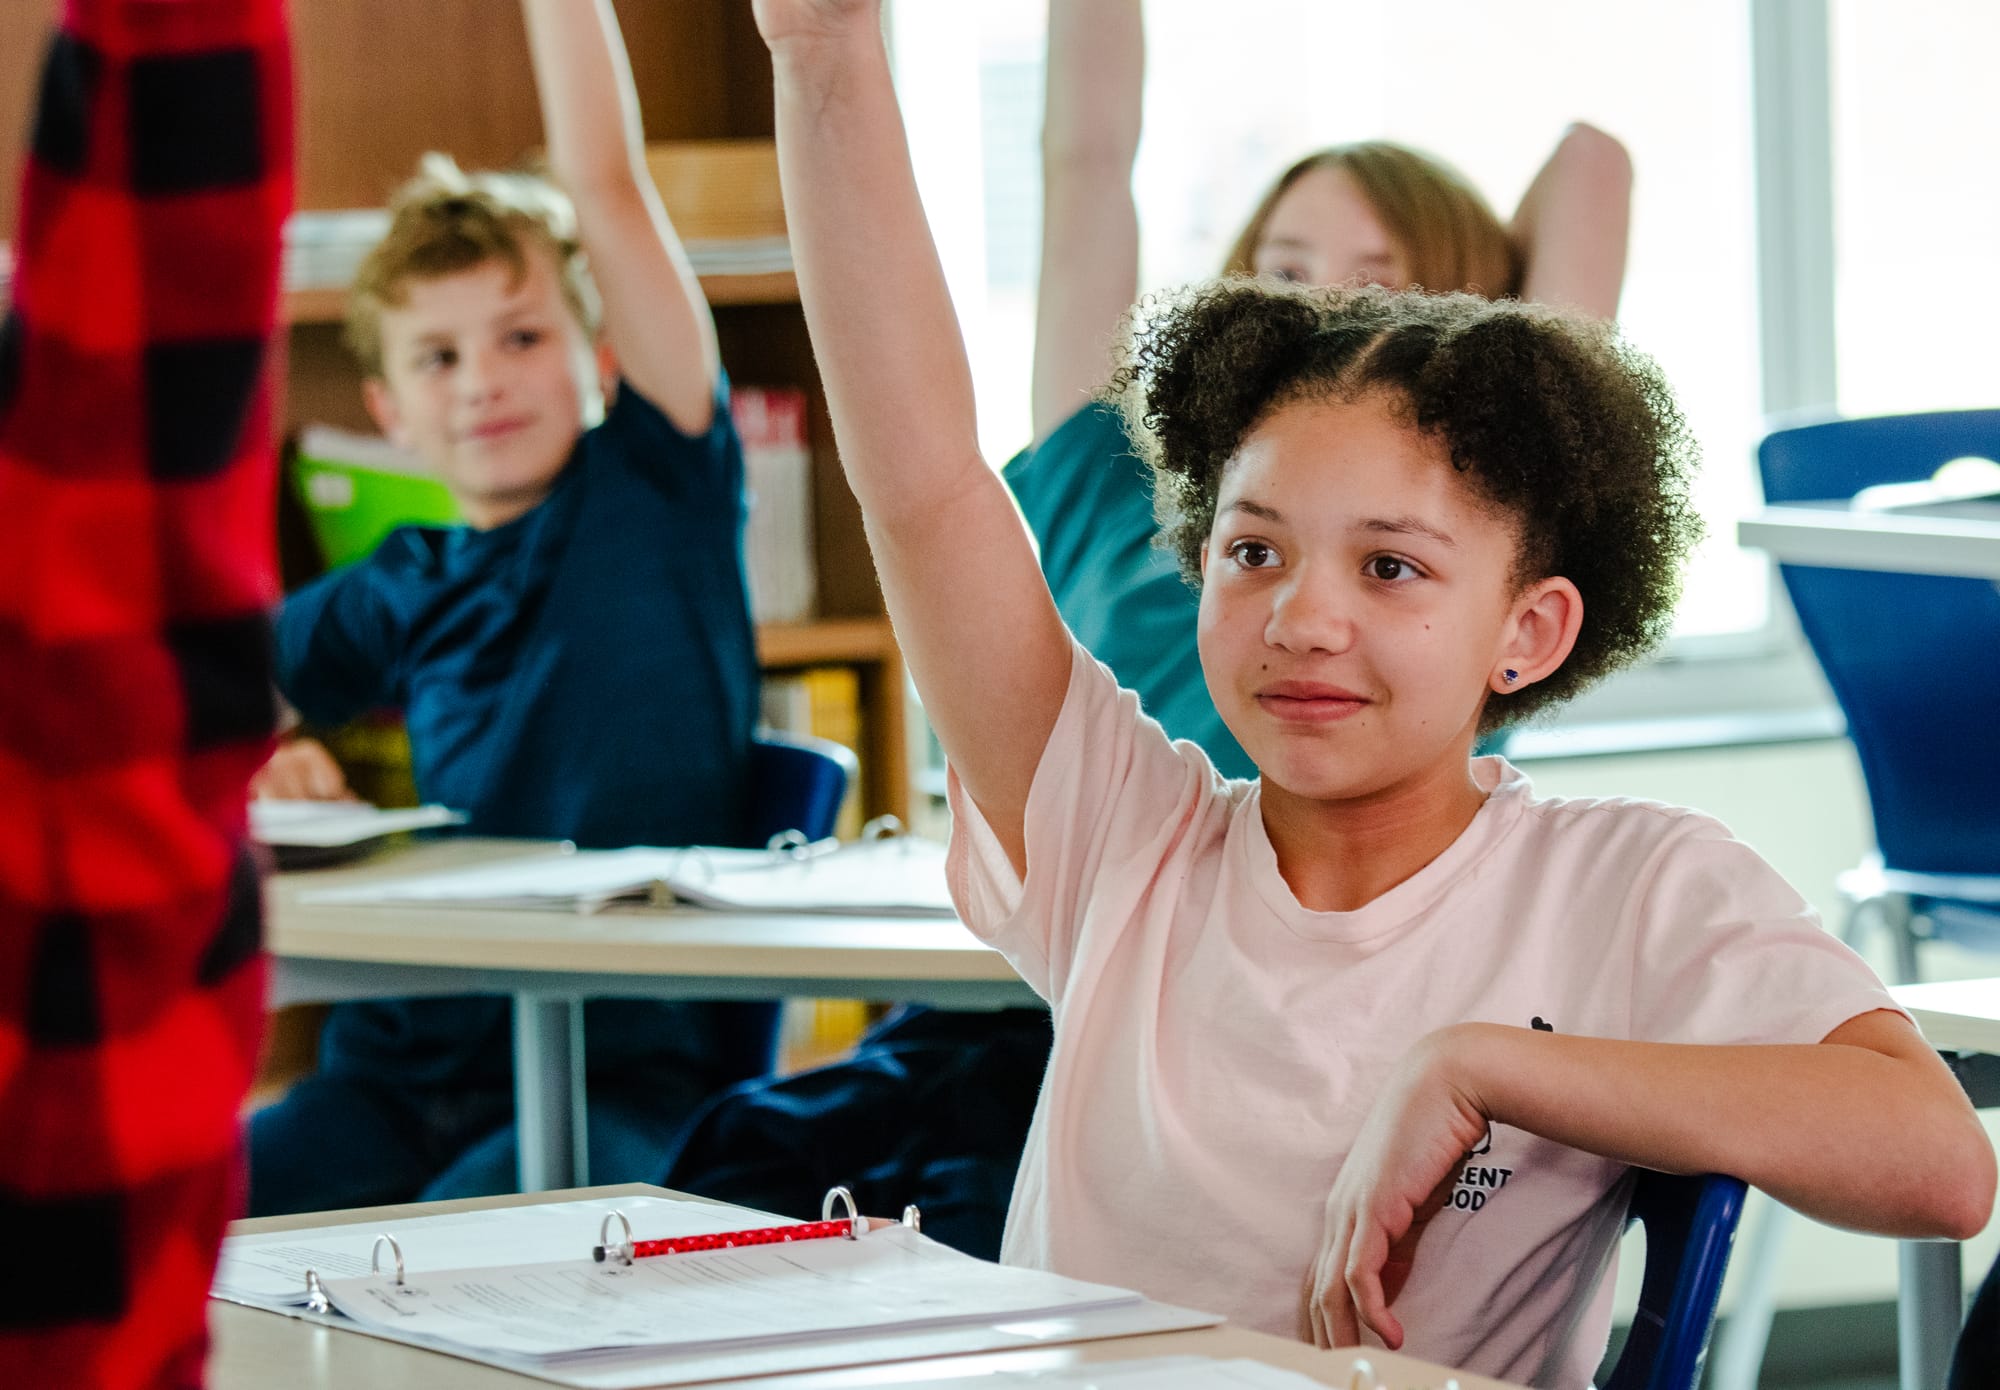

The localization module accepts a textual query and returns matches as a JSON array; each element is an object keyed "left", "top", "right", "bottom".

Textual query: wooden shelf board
[
  {"left": 699, "top": 270, "right": 798, "bottom": 305},
  {"left": 284, "top": 286, "right": 349, "bottom": 326},
  {"left": 756, "top": 616, "right": 895, "bottom": 669}
]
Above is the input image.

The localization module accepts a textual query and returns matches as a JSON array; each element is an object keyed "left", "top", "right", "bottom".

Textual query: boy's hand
[
  {"left": 752, "top": 0, "right": 878, "bottom": 48},
  {"left": 251, "top": 738, "right": 356, "bottom": 802},
  {"left": 1306, "top": 1027, "right": 1492, "bottom": 1352}
]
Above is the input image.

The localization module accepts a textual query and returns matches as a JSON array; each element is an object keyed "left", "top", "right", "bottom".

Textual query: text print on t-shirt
[{"left": 1446, "top": 1015, "right": 1553, "bottom": 1215}]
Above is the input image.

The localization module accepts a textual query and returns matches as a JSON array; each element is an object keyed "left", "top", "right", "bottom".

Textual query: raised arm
[
  {"left": 1511, "top": 121, "right": 1633, "bottom": 318},
  {"left": 758, "top": 0, "right": 1072, "bottom": 874},
  {"left": 520, "top": 0, "right": 720, "bottom": 432},
  {"left": 1030, "top": 0, "right": 1144, "bottom": 440}
]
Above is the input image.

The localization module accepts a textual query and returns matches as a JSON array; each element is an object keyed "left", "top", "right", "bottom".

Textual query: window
[
  {"left": 892, "top": 0, "right": 1770, "bottom": 651},
  {"left": 1831, "top": 0, "right": 2000, "bottom": 418}
]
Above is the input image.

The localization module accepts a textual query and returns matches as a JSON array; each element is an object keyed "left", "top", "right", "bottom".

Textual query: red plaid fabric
[{"left": 0, "top": 1, "right": 289, "bottom": 1386}]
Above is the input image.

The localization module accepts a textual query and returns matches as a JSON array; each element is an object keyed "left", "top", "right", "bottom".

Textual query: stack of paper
[
  {"left": 280, "top": 213, "right": 795, "bottom": 295},
  {"left": 283, "top": 209, "right": 391, "bottom": 292}
]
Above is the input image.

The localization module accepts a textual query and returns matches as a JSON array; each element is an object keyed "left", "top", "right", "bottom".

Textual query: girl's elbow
[
  {"left": 1908, "top": 1118, "right": 1996, "bottom": 1240},
  {"left": 1938, "top": 1135, "right": 1997, "bottom": 1241},
  {"left": 1558, "top": 122, "right": 1634, "bottom": 190}
]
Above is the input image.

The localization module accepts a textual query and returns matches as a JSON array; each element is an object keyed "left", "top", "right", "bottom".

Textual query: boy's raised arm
[
  {"left": 520, "top": 0, "right": 720, "bottom": 433},
  {"left": 758, "top": 0, "right": 1073, "bottom": 876},
  {"left": 1031, "top": 0, "right": 1144, "bottom": 441}
]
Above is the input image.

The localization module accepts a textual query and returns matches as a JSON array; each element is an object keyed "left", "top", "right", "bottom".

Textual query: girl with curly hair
[
  {"left": 1011, "top": 0, "right": 1631, "bottom": 774},
  {"left": 753, "top": 2, "right": 1994, "bottom": 1385}
]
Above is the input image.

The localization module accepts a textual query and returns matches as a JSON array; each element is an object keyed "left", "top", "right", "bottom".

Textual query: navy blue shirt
[
  {"left": 276, "top": 383, "right": 770, "bottom": 1087},
  {"left": 1004, "top": 402, "right": 1256, "bottom": 779}
]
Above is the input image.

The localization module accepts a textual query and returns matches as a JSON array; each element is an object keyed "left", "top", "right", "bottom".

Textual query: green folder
[{"left": 293, "top": 426, "right": 459, "bottom": 569}]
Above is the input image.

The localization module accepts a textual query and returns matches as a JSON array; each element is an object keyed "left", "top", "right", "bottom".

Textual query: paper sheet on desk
[
  {"left": 298, "top": 838, "right": 958, "bottom": 916},
  {"left": 317, "top": 1224, "right": 1140, "bottom": 1358},
  {"left": 211, "top": 1196, "right": 753, "bottom": 1309},
  {"left": 250, "top": 799, "right": 465, "bottom": 847}
]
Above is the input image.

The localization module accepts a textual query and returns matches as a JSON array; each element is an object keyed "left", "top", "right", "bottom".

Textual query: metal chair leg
[{"left": 1885, "top": 893, "right": 1922, "bottom": 986}]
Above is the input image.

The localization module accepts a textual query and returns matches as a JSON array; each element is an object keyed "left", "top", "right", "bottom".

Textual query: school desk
[
  {"left": 1737, "top": 499, "right": 2000, "bottom": 581},
  {"left": 266, "top": 838, "right": 1035, "bottom": 1192},
  {"left": 1887, "top": 979, "right": 2000, "bottom": 1390},
  {"left": 207, "top": 1183, "right": 1527, "bottom": 1390}
]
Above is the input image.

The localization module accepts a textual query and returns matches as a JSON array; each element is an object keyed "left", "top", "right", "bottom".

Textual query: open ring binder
[
  {"left": 599, "top": 1211, "right": 637, "bottom": 1266},
  {"left": 372, "top": 1233, "right": 406, "bottom": 1285},
  {"left": 821, "top": 1184, "right": 863, "bottom": 1236},
  {"left": 301, "top": 1189, "right": 933, "bottom": 1300}
]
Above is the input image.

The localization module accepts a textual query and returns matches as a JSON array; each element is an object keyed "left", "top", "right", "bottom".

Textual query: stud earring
[{"left": 1502, "top": 669, "right": 1519, "bottom": 685}]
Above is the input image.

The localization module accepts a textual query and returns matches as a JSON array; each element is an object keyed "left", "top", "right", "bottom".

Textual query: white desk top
[
  {"left": 266, "top": 837, "right": 1033, "bottom": 1007},
  {"left": 208, "top": 1185, "right": 1524, "bottom": 1390},
  {"left": 1738, "top": 500, "right": 2000, "bottom": 581},
  {"left": 1892, "top": 978, "right": 2000, "bottom": 1056}
]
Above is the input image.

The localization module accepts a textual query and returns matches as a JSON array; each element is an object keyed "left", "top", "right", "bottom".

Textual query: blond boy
[{"left": 249, "top": 0, "right": 773, "bottom": 1213}]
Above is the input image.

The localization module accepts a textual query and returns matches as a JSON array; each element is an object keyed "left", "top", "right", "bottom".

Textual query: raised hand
[{"left": 1306, "top": 1028, "right": 1491, "bottom": 1351}]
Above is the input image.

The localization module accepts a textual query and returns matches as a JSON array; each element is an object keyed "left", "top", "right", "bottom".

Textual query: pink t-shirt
[{"left": 946, "top": 642, "right": 1901, "bottom": 1390}]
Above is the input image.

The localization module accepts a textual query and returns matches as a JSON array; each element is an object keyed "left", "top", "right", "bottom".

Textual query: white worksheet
[{"left": 318, "top": 1224, "right": 1140, "bottom": 1359}]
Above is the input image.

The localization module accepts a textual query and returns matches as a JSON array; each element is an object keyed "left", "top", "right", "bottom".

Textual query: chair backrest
[
  {"left": 1758, "top": 410, "right": 2000, "bottom": 874},
  {"left": 742, "top": 730, "right": 858, "bottom": 847},
  {"left": 1603, "top": 1171, "right": 1747, "bottom": 1390}
]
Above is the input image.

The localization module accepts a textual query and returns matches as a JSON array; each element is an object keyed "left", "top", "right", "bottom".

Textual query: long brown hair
[{"left": 1221, "top": 142, "right": 1521, "bottom": 300}]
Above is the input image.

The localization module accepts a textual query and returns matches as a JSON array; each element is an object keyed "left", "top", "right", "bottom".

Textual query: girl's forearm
[
  {"left": 768, "top": 21, "right": 1073, "bottom": 868},
  {"left": 769, "top": 30, "right": 984, "bottom": 521},
  {"left": 1440, "top": 1017, "right": 1993, "bottom": 1239},
  {"left": 1511, "top": 122, "right": 1632, "bottom": 318}
]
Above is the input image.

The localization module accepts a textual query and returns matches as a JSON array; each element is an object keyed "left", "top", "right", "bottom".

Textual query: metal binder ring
[
  {"left": 900, "top": 1205, "right": 922, "bottom": 1232},
  {"left": 821, "top": 1185, "right": 863, "bottom": 1238},
  {"left": 370, "top": 1234, "right": 406, "bottom": 1286},
  {"left": 1346, "top": 1360, "right": 1380, "bottom": 1390},
  {"left": 599, "top": 1211, "right": 635, "bottom": 1265},
  {"left": 767, "top": 829, "right": 812, "bottom": 859},
  {"left": 303, "top": 1268, "right": 329, "bottom": 1314},
  {"left": 860, "top": 815, "right": 904, "bottom": 842}
]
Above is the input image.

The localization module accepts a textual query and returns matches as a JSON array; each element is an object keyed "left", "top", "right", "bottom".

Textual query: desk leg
[
  {"left": 1899, "top": 1238, "right": 1962, "bottom": 1390},
  {"left": 515, "top": 995, "right": 588, "bottom": 1191}
]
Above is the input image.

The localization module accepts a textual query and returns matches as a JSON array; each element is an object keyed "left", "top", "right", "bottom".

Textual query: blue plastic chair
[
  {"left": 1757, "top": 408, "right": 2000, "bottom": 982},
  {"left": 743, "top": 729, "right": 858, "bottom": 847},
  {"left": 1604, "top": 1171, "right": 1749, "bottom": 1390},
  {"left": 1707, "top": 412, "right": 2000, "bottom": 1390}
]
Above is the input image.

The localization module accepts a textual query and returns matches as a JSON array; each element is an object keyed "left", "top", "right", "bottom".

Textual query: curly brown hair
[{"left": 1105, "top": 281, "right": 1703, "bottom": 731}]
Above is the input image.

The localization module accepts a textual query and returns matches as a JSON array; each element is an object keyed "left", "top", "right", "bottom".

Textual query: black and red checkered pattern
[{"left": 0, "top": 1, "right": 290, "bottom": 1385}]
